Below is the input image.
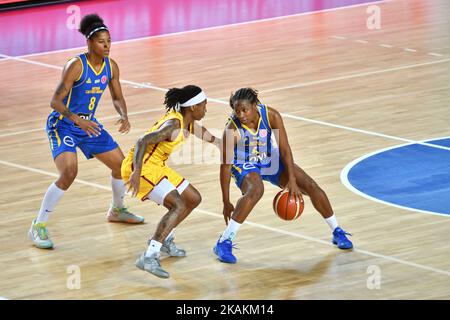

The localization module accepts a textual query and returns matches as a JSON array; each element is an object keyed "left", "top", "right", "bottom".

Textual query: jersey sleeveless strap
[{"left": 73, "top": 53, "right": 89, "bottom": 88}]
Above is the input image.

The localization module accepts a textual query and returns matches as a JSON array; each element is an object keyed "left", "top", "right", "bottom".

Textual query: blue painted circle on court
[{"left": 344, "top": 138, "right": 450, "bottom": 216}]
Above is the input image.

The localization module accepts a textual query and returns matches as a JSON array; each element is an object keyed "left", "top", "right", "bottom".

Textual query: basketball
[{"left": 272, "top": 190, "right": 304, "bottom": 221}]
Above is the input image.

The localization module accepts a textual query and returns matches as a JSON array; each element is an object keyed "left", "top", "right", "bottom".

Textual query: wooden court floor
[{"left": 0, "top": 0, "right": 449, "bottom": 299}]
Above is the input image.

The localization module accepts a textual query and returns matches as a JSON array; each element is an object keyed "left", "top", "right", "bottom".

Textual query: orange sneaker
[{"left": 107, "top": 205, "right": 144, "bottom": 224}]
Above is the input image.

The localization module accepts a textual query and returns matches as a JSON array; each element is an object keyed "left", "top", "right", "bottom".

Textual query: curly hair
[{"left": 78, "top": 14, "right": 108, "bottom": 39}]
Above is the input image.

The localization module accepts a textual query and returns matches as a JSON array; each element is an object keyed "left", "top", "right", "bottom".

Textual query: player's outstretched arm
[
  {"left": 193, "top": 121, "right": 221, "bottom": 148},
  {"left": 108, "top": 58, "right": 130, "bottom": 134}
]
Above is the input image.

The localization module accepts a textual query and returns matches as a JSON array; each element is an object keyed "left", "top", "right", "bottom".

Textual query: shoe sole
[
  {"left": 107, "top": 217, "right": 144, "bottom": 224},
  {"left": 135, "top": 257, "right": 170, "bottom": 278},
  {"left": 28, "top": 230, "right": 54, "bottom": 249},
  {"left": 161, "top": 247, "right": 186, "bottom": 257},
  {"left": 161, "top": 251, "right": 186, "bottom": 257},
  {"left": 332, "top": 240, "right": 353, "bottom": 250}
]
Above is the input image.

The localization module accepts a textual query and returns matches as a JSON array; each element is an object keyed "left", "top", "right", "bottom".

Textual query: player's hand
[
  {"left": 286, "top": 178, "right": 302, "bottom": 202},
  {"left": 222, "top": 201, "right": 235, "bottom": 225},
  {"left": 126, "top": 170, "right": 141, "bottom": 198},
  {"left": 116, "top": 116, "right": 130, "bottom": 134},
  {"left": 77, "top": 118, "right": 101, "bottom": 137}
]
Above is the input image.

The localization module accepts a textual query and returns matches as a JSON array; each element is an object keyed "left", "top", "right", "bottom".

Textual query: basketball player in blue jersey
[
  {"left": 214, "top": 88, "right": 353, "bottom": 263},
  {"left": 29, "top": 14, "right": 144, "bottom": 249}
]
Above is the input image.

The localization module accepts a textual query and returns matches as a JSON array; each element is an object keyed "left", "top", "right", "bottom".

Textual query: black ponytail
[
  {"left": 229, "top": 87, "right": 260, "bottom": 109},
  {"left": 164, "top": 85, "right": 202, "bottom": 112}
]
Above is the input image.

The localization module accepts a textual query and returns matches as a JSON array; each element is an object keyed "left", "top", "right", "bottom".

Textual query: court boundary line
[
  {"left": 340, "top": 136, "right": 450, "bottom": 218},
  {"left": 0, "top": 158, "right": 448, "bottom": 277},
  {"left": 258, "top": 57, "right": 450, "bottom": 94},
  {"left": 7, "top": 0, "right": 392, "bottom": 59},
  {"left": 1, "top": 53, "right": 450, "bottom": 154}
]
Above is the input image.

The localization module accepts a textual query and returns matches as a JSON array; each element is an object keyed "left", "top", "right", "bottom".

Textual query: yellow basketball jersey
[{"left": 127, "top": 110, "right": 189, "bottom": 166}]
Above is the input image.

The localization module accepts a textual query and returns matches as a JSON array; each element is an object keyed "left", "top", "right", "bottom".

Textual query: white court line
[
  {"left": 12, "top": 0, "right": 392, "bottom": 59},
  {"left": 0, "top": 158, "right": 448, "bottom": 277},
  {"left": 1, "top": 53, "right": 450, "bottom": 154},
  {"left": 259, "top": 57, "right": 450, "bottom": 94},
  {"left": 330, "top": 36, "right": 445, "bottom": 57},
  {"left": 340, "top": 137, "right": 450, "bottom": 218},
  {"left": 331, "top": 35, "right": 347, "bottom": 40},
  {"left": 0, "top": 128, "right": 44, "bottom": 138},
  {"left": 279, "top": 113, "right": 450, "bottom": 152},
  {"left": 0, "top": 55, "right": 11, "bottom": 62},
  {"left": 0, "top": 54, "right": 62, "bottom": 70}
]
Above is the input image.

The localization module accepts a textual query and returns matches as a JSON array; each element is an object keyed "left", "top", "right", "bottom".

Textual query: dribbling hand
[{"left": 286, "top": 178, "right": 302, "bottom": 203}]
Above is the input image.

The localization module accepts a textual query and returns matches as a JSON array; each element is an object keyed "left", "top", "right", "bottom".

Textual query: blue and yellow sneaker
[
  {"left": 332, "top": 227, "right": 353, "bottom": 250},
  {"left": 28, "top": 219, "right": 54, "bottom": 249},
  {"left": 107, "top": 204, "right": 144, "bottom": 224},
  {"left": 213, "top": 237, "right": 237, "bottom": 264}
]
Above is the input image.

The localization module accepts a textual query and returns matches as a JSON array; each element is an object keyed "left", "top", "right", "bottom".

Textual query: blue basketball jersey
[
  {"left": 49, "top": 53, "right": 113, "bottom": 129},
  {"left": 229, "top": 104, "right": 276, "bottom": 167}
]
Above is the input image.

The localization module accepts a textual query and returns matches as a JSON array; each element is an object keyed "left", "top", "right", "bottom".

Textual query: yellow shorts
[{"left": 121, "top": 158, "right": 189, "bottom": 203}]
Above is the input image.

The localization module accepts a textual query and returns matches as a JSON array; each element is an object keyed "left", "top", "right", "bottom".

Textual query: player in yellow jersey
[{"left": 122, "top": 85, "right": 219, "bottom": 278}]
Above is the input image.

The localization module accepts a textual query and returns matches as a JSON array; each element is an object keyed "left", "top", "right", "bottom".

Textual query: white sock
[
  {"left": 220, "top": 219, "right": 242, "bottom": 242},
  {"left": 111, "top": 176, "right": 126, "bottom": 208},
  {"left": 165, "top": 229, "right": 175, "bottom": 241},
  {"left": 145, "top": 239, "right": 162, "bottom": 257},
  {"left": 325, "top": 214, "right": 339, "bottom": 232},
  {"left": 36, "top": 182, "right": 65, "bottom": 223}
]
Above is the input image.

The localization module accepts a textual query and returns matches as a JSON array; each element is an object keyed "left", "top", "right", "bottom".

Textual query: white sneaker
[
  {"left": 160, "top": 236, "right": 186, "bottom": 257},
  {"left": 28, "top": 219, "right": 54, "bottom": 249},
  {"left": 135, "top": 251, "right": 169, "bottom": 278}
]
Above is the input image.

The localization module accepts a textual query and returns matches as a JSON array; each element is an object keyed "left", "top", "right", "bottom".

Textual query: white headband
[
  {"left": 175, "top": 91, "right": 207, "bottom": 111},
  {"left": 87, "top": 26, "right": 109, "bottom": 39}
]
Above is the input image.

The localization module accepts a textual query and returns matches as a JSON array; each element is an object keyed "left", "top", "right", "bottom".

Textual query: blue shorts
[
  {"left": 231, "top": 160, "right": 285, "bottom": 189},
  {"left": 46, "top": 115, "right": 119, "bottom": 160}
]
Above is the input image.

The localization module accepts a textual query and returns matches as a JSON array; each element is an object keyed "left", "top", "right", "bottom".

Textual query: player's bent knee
[
  {"left": 169, "top": 192, "right": 186, "bottom": 213},
  {"left": 60, "top": 168, "right": 78, "bottom": 184},
  {"left": 191, "top": 192, "right": 202, "bottom": 208},
  {"left": 248, "top": 183, "right": 264, "bottom": 201},
  {"left": 174, "top": 200, "right": 187, "bottom": 214}
]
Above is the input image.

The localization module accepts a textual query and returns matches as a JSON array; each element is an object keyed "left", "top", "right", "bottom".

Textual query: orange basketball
[{"left": 272, "top": 190, "right": 304, "bottom": 221}]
